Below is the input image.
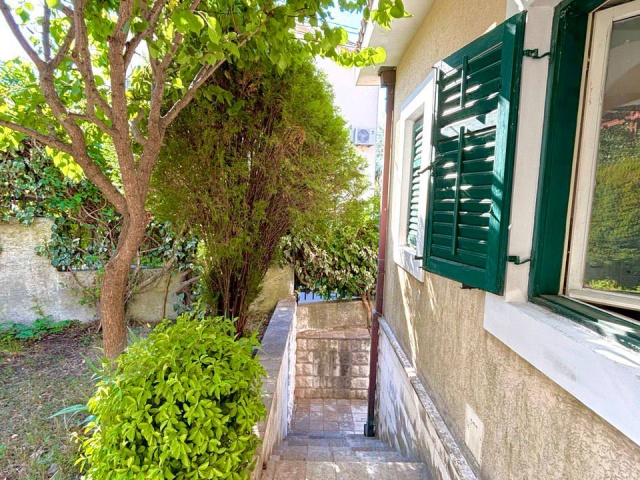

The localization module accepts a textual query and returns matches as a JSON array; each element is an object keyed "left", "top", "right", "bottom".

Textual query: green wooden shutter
[
  {"left": 407, "top": 117, "right": 424, "bottom": 246},
  {"left": 423, "top": 12, "right": 526, "bottom": 294}
]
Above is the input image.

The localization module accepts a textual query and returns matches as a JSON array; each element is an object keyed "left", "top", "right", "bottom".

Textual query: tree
[
  {"left": 585, "top": 117, "right": 640, "bottom": 290},
  {"left": 151, "top": 57, "right": 365, "bottom": 333},
  {"left": 1, "top": 141, "right": 198, "bottom": 312},
  {"left": 0, "top": 0, "right": 407, "bottom": 357}
]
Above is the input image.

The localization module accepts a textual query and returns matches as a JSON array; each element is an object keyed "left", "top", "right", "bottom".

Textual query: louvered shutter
[
  {"left": 407, "top": 117, "right": 424, "bottom": 246},
  {"left": 422, "top": 13, "right": 526, "bottom": 294}
]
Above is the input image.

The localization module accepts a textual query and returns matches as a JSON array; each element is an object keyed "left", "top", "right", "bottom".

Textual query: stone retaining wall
[
  {"left": 0, "top": 218, "right": 293, "bottom": 324},
  {"left": 295, "top": 328, "right": 370, "bottom": 399},
  {"left": 377, "top": 318, "right": 476, "bottom": 480},
  {"left": 296, "top": 299, "right": 368, "bottom": 331},
  {"left": 253, "top": 298, "right": 297, "bottom": 479}
]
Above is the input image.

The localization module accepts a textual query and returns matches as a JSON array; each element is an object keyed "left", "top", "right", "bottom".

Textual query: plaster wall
[
  {"left": 382, "top": 0, "right": 640, "bottom": 478},
  {"left": 250, "top": 266, "right": 294, "bottom": 314},
  {"left": 0, "top": 219, "right": 292, "bottom": 325},
  {"left": 316, "top": 56, "right": 379, "bottom": 187},
  {"left": 296, "top": 300, "right": 368, "bottom": 331}
]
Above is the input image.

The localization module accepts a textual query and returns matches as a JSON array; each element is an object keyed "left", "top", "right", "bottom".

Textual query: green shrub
[
  {"left": 78, "top": 312, "right": 266, "bottom": 479},
  {"left": 0, "top": 316, "right": 77, "bottom": 341}
]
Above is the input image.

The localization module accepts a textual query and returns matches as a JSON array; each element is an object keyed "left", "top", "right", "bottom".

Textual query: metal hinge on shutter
[{"left": 523, "top": 48, "right": 551, "bottom": 59}]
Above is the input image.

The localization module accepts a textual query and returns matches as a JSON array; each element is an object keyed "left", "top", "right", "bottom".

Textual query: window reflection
[{"left": 585, "top": 14, "right": 640, "bottom": 295}]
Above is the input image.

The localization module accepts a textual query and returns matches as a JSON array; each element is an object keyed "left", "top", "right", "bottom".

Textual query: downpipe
[{"left": 365, "top": 67, "right": 396, "bottom": 437}]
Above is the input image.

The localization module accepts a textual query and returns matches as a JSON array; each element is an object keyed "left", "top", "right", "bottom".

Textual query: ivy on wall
[{"left": 0, "top": 142, "right": 198, "bottom": 308}]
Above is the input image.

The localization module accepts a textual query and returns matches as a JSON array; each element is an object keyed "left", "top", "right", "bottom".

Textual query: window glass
[{"left": 584, "top": 14, "right": 640, "bottom": 296}]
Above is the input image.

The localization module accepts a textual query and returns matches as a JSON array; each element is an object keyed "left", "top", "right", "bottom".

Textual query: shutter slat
[
  {"left": 406, "top": 117, "right": 425, "bottom": 247},
  {"left": 430, "top": 245, "right": 487, "bottom": 269},
  {"left": 434, "top": 211, "right": 491, "bottom": 227},
  {"left": 438, "top": 95, "right": 500, "bottom": 129},
  {"left": 443, "top": 77, "right": 502, "bottom": 109},
  {"left": 434, "top": 199, "right": 492, "bottom": 214},
  {"left": 441, "top": 57, "right": 502, "bottom": 96},
  {"left": 434, "top": 172, "right": 494, "bottom": 187},
  {"left": 423, "top": 12, "right": 526, "bottom": 294},
  {"left": 434, "top": 185, "right": 493, "bottom": 200},
  {"left": 437, "top": 129, "right": 496, "bottom": 154}
]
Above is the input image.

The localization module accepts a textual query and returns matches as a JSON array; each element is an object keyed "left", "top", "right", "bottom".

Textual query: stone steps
[
  {"left": 262, "top": 459, "right": 430, "bottom": 479},
  {"left": 262, "top": 433, "right": 431, "bottom": 479}
]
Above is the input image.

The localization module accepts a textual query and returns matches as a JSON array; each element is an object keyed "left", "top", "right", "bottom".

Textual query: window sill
[
  {"left": 394, "top": 245, "right": 424, "bottom": 282},
  {"left": 483, "top": 293, "right": 640, "bottom": 446}
]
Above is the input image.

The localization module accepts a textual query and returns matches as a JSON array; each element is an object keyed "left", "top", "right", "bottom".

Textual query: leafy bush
[
  {"left": 78, "top": 311, "right": 266, "bottom": 479},
  {"left": 0, "top": 316, "right": 77, "bottom": 341},
  {"left": 282, "top": 194, "right": 379, "bottom": 325}
]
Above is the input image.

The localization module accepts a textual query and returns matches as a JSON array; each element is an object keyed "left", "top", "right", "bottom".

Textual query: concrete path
[{"left": 262, "top": 399, "right": 430, "bottom": 479}]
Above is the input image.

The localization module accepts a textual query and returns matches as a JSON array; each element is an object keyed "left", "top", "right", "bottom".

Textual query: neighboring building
[
  {"left": 297, "top": 23, "right": 380, "bottom": 187},
  {"left": 317, "top": 55, "right": 379, "bottom": 187},
  {"left": 358, "top": 0, "right": 640, "bottom": 479}
]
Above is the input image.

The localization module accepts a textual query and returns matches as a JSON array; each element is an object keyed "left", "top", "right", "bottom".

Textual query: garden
[{"left": 0, "top": 0, "right": 407, "bottom": 477}]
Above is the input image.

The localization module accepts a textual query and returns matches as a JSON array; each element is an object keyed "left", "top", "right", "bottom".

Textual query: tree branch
[
  {"left": 50, "top": 18, "right": 76, "bottom": 69},
  {"left": 0, "top": 119, "right": 73, "bottom": 154},
  {"left": 43, "top": 3, "right": 51, "bottom": 61},
  {"left": 72, "top": 0, "right": 113, "bottom": 121},
  {"left": 124, "top": 0, "right": 166, "bottom": 68},
  {"left": 0, "top": 0, "right": 44, "bottom": 67}
]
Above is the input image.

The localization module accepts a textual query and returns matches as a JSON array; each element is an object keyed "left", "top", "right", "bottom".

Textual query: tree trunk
[
  {"left": 361, "top": 294, "right": 373, "bottom": 331},
  {"left": 100, "top": 205, "right": 148, "bottom": 359}
]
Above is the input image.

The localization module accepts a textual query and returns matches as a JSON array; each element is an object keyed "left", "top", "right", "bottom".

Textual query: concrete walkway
[{"left": 262, "top": 399, "right": 430, "bottom": 479}]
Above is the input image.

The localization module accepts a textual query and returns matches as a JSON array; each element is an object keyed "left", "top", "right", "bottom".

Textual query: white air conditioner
[{"left": 353, "top": 128, "right": 376, "bottom": 146}]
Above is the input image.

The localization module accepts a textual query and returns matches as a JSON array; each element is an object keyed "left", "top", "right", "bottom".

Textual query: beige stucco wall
[
  {"left": 383, "top": 0, "right": 640, "bottom": 479},
  {"left": 250, "top": 266, "right": 294, "bottom": 314},
  {"left": 0, "top": 218, "right": 184, "bottom": 324},
  {"left": 297, "top": 300, "right": 368, "bottom": 332}
]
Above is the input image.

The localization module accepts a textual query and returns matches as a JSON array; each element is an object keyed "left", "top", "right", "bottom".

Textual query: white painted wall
[{"left": 316, "top": 56, "right": 380, "bottom": 187}]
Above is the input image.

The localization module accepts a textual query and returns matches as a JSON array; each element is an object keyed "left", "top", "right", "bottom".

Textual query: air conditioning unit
[{"left": 353, "top": 128, "right": 376, "bottom": 146}]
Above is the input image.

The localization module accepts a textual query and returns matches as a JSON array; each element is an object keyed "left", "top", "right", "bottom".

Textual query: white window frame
[
  {"left": 392, "top": 72, "right": 436, "bottom": 281},
  {"left": 566, "top": 0, "right": 640, "bottom": 312}
]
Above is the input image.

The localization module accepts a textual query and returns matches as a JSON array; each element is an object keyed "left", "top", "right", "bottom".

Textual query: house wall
[{"left": 381, "top": 0, "right": 640, "bottom": 479}]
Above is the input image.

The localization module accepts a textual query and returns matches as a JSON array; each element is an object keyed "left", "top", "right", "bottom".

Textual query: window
[
  {"left": 407, "top": 117, "right": 424, "bottom": 248},
  {"left": 421, "top": 12, "right": 526, "bottom": 294},
  {"left": 566, "top": 1, "right": 640, "bottom": 316},
  {"left": 530, "top": 0, "right": 640, "bottom": 351},
  {"left": 392, "top": 74, "right": 435, "bottom": 281}
]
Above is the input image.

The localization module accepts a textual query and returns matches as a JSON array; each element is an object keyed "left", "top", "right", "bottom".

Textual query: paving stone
[{"left": 264, "top": 399, "right": 430, "bottom": 479}]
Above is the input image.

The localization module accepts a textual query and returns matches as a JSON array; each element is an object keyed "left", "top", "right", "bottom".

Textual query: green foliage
[
  {"left": 77, "top": 311, "right": 266, "bottom": 479},
  {"left": 585, "top": 116, "right": 640, "bottom": 291},
  {"left": 0, "top": 0, "right": 409, "bottom": 155},
  {"left": 151, "top": 57, "right": 366, "bottom": 331},
  {"left": 0, "top": 142, "right": 195, "bottom": 271},
  {"left": 1, "top": 142, "right": 199, "bottom": 311},
  {"left": 0, "top": 316, "right": 77, "bottom": 342},
  {"left": 282, "top": 193, "right": 379, "bottom": 303}
]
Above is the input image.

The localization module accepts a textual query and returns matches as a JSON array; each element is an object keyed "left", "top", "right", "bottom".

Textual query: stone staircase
[
  {"left": 260, "top": 399, "right": 430, "bottom": 479},
  {"left": 262, "top": 432, "right": 430, "bottom": 479}
]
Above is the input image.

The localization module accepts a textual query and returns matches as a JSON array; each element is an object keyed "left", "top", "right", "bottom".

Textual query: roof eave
[{"left": 356, "top": 0, "right": 436, "bottom": 86}]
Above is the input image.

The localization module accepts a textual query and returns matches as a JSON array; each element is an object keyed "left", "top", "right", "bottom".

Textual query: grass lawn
[{"left": 0, "top": 322, "right": 102, "bottom": 480}]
